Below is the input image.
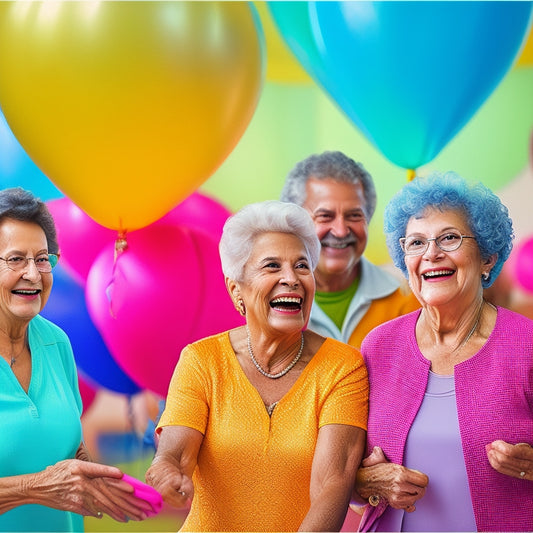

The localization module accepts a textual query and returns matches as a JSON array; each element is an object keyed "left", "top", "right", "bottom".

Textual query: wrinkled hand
[
  {"left": 356, "top": 446, "right": 429, "bottom": 512},
  {"left": 145, "top": 458, "right": 193, "bottom": 509},
  {"left": 34, "top": 460, "right": 152, "bottom": 522},
  {"left": 486, "top": 441, "right": 533, "bottom": 481}
]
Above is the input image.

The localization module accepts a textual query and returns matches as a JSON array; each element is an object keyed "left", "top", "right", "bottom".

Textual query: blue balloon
[
  {"left": 0, "top": 109, "right": 62, "bottom": 201},
  {"left": 270, "top": 1, "right": 533, "bottom": 169},
  {"left": 41, "top": 265, "right": 141, "bottom": 395}
]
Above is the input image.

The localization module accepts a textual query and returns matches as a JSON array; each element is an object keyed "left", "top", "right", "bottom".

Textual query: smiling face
[
  {"left": 228, "top": 231, "right": 315, "bottom": 336},
  {"left": 302, "top": 178, "right": 368, "bottom": 291},
  {"left": 404, "top": 207, "right": 495, "bottom": 310},
  {"left": 0, "top": 218, "right": 53, "bottom": 328}
]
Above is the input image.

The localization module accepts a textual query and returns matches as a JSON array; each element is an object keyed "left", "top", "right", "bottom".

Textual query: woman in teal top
[{"left": 0, "top": 188, "right": 151, "bottom": 531}]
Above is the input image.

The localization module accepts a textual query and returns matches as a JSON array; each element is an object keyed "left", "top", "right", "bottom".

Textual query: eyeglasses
[
  {"left": 0, "top": 253, "right": 59, "bottom": 273},
  {"left": 400, "top": 231, "right": 476, "bottom": 256}
]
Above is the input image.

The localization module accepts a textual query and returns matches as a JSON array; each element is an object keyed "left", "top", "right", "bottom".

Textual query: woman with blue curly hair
[{"left": 353, "top": 172, "right": 533, "bottom": 532}]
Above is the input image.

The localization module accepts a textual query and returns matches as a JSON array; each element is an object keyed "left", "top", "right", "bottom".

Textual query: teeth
[
  {"left": 423, "top": 270, "right": 453, "bottom": 278},
  {"left": 13, "top": 289, "right": 39, "bottom": 294},
  {"left": 271, "top": 297, "right": 301, "bottom": 304},
  {"left": 324, "top": 243, "right": 351, "bottom": 249}
]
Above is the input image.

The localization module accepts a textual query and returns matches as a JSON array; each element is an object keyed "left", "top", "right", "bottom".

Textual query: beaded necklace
[{"left": 246, "top": 327, "right": 304, "bottom": 379}]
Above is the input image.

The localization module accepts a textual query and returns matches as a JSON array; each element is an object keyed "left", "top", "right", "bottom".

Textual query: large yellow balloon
[{"left": 0, "top": 1, "right": 264, "bottom": 231}]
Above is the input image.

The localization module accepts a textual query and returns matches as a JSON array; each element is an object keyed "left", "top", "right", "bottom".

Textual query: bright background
[{"left": 0, "top": 2, "right": 532, "bottom": 531}]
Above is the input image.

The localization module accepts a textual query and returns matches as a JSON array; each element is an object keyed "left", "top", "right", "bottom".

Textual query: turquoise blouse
[{"left": 0, "top": 314, "right": 84, "bottom": 532}]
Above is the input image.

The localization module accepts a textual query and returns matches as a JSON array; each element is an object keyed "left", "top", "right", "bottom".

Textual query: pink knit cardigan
[{"left": 359, "top": 307, "right": 533, "bottom": 532}]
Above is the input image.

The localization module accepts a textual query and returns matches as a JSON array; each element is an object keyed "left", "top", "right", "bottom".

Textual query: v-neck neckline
[
  {"left": 1, "top": 320, "right": 40, "bottom": 401},
  {"left": 225, "top": 331, "right": 330, "bottom": 419}
]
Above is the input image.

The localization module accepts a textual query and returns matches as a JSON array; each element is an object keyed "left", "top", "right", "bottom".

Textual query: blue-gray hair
[
  {"left": 384, "top": 172, "right": 514, "bottom": 289},
  {"left": 280, "top": 150, "right": 377, "bottom": 222},
  {"left": 219, "top": 200, "right": 320, "bottom": 282}
]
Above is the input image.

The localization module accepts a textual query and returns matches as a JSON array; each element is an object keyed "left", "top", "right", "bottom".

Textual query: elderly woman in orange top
[{"left": 146, "top": 200, "right": 369, "bottom": 532}]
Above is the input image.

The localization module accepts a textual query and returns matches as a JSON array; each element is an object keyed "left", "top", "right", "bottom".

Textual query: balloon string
[
  {"left": 407, "top": 168, "right": 416, "bottom": 181},
  {"left": 105, "top": 229, "right": 128, "bottom": 319}
]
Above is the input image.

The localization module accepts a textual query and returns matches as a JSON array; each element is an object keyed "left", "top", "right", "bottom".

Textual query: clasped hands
[{"left": 37, "top": 459, "right": 155, "bottom": 522}]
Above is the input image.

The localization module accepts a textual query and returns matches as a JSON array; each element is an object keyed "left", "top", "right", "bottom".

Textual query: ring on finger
[
  {"left": 520, "top": 471, "right": 526, "bottom": 478},
  {"left": 97, "top": 511, "right": 103, "bottom": 519},
  {"left": 368, "top": 494, "right": 380, "bottom": 507}
]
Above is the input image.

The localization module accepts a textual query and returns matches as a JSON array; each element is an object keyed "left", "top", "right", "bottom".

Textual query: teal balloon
[
  {"left": 268, "top": 2, "right": 323, "bottom": 78},
  {"left": 270, "top": 1, "right": 533, "bottom": 169},
  {"left": 0, "top": 110, "right": 61, "bottom": 200}
]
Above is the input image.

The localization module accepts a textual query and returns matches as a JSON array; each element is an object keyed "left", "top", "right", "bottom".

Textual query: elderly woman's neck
[
  {"left": 246, "top": 325, "right": 304, "bottom": 361},
  {"left": 420, "top": 296, "right": 484, "bottom": 341},
  {"left": 0, "top": 319, "right": 29, "bottom": 345}
]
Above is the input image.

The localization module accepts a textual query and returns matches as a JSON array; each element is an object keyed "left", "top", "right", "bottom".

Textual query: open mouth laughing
[
  {"left": 270, "top": 296, "right": 303, "bottom": 312},
  {"left": 422, "top": 269, "right": 455, "bottom": 280},
  {"left": 12, "top": 289, "right": 41, "bottom": 296}
]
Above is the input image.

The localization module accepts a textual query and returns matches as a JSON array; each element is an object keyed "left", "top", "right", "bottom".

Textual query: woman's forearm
[
  {"left": 0, "top": 471, "right": 47, "bottom": 514},
  {"left": 299, "top": 482, "right": 352, "bottom": 532}
]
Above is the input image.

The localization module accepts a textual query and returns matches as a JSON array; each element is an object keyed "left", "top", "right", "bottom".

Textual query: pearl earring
[
  {"left": 482, "top": 272, "right": 489, "bottom": 281},
  {"left": 237, "top": 299, "right": 246, "bottom": 316}
]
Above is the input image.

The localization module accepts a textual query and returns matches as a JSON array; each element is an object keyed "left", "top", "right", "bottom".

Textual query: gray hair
[
  {"left": 219, "top": 200, "right": 320, "bottom": 282},
  {"left": 0, "top": 187, "right": 59, "bottom": 254},
  {"left": 280, "top": 150, "right": 377, "bottom": 221}
]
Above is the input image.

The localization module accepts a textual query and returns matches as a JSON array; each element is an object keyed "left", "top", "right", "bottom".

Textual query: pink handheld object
[{"left": 122, "top": 474, "right": 163, "bottom": 517}]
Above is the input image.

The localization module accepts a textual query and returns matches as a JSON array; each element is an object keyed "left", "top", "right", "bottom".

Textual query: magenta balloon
[
  {"left": 87, "top": 223, "right": 240, "bottom": 396},
  {"left": 157, "top": 191, "right": 232, "bottom": 238},
  {"left": 187, "top": 228, "right": 245, "bottom": 342},
  {"left": 48, "top": 198, "right": 116, "bottom": 283},
  {"left": 515, "top": 237, "right": 533, "bottom": 294},
  {"left": 86, "top": 224, "right": 203, "bottom": 396}
]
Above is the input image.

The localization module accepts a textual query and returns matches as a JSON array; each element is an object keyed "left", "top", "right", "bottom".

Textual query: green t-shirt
[{"left": 315, "top": 277, "right": 360, "bottom": 331}]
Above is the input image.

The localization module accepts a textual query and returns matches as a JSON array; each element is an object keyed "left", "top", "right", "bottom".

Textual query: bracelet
[{"left": 369, "top": 494, "right": 380, "bottom": 507}]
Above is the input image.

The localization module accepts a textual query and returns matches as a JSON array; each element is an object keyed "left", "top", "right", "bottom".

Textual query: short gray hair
[
  {"left": 219, "top": 200, "right": 320, "bottom": 282},
  {"left": 0, "top": 187, "right": 59, "bottom": 254},
  {"left": 280, "top": 150, "right": 377, "bottom": 221}
]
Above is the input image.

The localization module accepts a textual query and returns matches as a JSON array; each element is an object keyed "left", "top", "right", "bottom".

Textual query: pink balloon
[
  {"left": 515, "top": 236, "right": 533, "bottom": 293},
  {"left": 48, "top": 192, "right": 231, "bottom": 285},
  {"left": 48, "top": 198, "right": 116, "bottom": 283},
  {"left": 157, "top": 191, "right": 232, "bottom": 238},
  {"left": 85, "top": 223, "right": 242, "bottom": 397},
  {"left": 187, "top": 227, "right": 245, "bottom": 342}
]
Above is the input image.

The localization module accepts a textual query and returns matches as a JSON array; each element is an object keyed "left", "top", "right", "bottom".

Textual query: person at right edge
[
  {"left": 280, "top": 151, "right": 420, "bottom": 351},
  {"left": 354, "top": 172, "right": 532, "bottom": 532}
]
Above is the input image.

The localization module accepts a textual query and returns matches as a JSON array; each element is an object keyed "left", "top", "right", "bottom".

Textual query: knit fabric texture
[
  {"left": 359, "top": 307, "right": 533, "bottom": 532},
  {"left": 158, "top": 331, "right": 369, "bottom": 532}
]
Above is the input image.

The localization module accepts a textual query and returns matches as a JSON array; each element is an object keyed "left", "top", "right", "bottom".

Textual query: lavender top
[
  {"left": 371, "top": 372, "right": 476, "bottom": 531},
  {"left": 359, "top": 307, "right": 533, "bottom": 532}
]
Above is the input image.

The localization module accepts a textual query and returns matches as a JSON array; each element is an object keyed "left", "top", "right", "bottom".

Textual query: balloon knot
[
  {"left": 115, "top": 232, "right": 128, "bottom": 254},
  {"left": 407, "top": 168, "right": 416, "bottom": 182}
]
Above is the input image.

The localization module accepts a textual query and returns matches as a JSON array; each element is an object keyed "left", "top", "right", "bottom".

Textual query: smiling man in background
[{"left": 281, "top": 150, "right": 419, "bottom": 349}]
